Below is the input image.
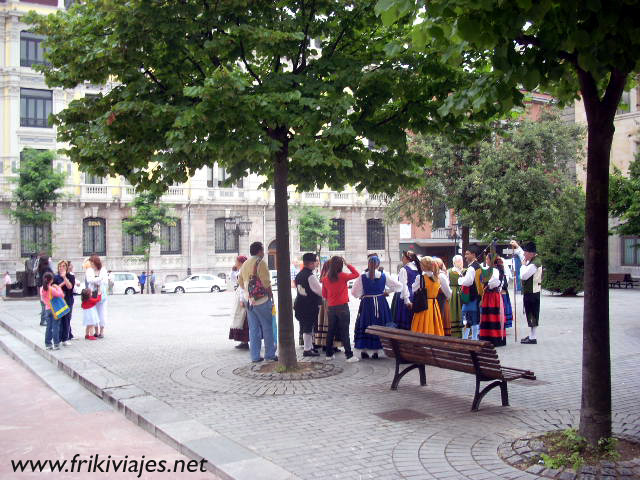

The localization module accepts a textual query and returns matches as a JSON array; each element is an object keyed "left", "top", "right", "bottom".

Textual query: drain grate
[{"left": 374, "top": 409, "right": 430, "bottom": 422}]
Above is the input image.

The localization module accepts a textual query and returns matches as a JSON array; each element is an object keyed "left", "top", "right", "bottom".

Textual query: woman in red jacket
[{"left": 321, "top": 257, "right": 360, "bottom": 363}]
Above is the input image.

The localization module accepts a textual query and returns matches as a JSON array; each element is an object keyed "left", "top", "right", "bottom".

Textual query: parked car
[
  {"left": 109, "top": 272, "right": 141, "bottom": 295},
  {"left": 161, "top": 274, "right": 227, "bottom": 294}
]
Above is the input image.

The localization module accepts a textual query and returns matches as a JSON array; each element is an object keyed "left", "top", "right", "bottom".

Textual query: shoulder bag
[
  {"left": 49, "top": 288, "right": 70, "bottom": 320},
  {"left": 247, "top": 258, "right": 268, "bottom": 304},
  {"left": 412, "top": 274, "right": 428, "bottom": 314}
]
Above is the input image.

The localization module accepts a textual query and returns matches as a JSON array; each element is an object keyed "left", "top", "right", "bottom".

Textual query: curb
[{"left": 0, "top": 313, "right": 298, "bottom": 480}]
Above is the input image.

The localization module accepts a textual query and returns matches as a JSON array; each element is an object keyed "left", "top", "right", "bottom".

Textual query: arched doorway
[{"left": 268, "top": 239, "right": 277, "bottom": 270}]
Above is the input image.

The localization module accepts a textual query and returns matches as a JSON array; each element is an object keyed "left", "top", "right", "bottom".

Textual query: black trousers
[
  {"left": 326, "top": 304, "right": 353, "bottom": 358},
  {"left": 523, "top": 292, "right": 540, "bottom": 327}
]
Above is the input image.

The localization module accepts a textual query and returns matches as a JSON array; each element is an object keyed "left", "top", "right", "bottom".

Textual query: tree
[
  {"left": 29, "top": 1, "right": 491, "bottom": 369},
  {"left": 610, "top": 151, "right": 640, "bottom": 236},
  {"left": 122, "top": 191, "right": 175, "bottom": 292},
  {"left": 376, "top": 0, "right": 640, "bottom": 444},
  {"left": 296, "top": 206, "right": 339, "bottom": 260},
  {"left": 389, "top": 113, "right": 585, "bottom": 244},
  {"left": 537, "top": 186, "right": 586, "bottom": 296},
  {"left": 8, "top": 149, "right": 65, "bottom": 256}
]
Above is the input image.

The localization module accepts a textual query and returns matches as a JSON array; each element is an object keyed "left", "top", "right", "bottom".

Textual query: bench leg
[
  {"left": 419, "top": 365, "right": 427, "bottom": 386},
  {"left": 471, "top": 379, "right": 505, "bottom": 412},
  {"left": 500, "top": 380, "right": 509, "bottom": 407},
  {"left": 391, "top": 361, "right": 423, "bottom": 391}
]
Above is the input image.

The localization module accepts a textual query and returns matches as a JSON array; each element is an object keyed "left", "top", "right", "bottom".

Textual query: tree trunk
[
  {"left": 576, "top": 67, "right": 627, "bottom": 444},
  {"left": 273, "top": 132, "right": 298, "bottom": 370},
  {"left": 461, "top": 225, "right": 470, "bottom": 266},
  {"left": 579, "top": 114, "right": 615, "bottom": 444}
]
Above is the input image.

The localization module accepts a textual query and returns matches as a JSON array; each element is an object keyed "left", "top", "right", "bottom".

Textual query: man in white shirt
[
  {"left": 511, "top": 240, "right": 543, "bottom": 344},
  {"left": 458, "top": 245, "right": 483, "bottom": 340}
]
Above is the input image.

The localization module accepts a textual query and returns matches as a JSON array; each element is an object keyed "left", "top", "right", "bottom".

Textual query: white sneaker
[
  {"left": 325, "top": 355, "right": 335, "bottom": 361},
  {"left": 62, "top": 341, "right": 69, "bottom": 346},
  {"left": 346, "top": 356, "right": 360, "bottom": 363}
]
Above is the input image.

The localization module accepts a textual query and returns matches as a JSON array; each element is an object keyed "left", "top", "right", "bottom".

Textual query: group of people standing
[
  {"left": 392, "top": 240, "right": 542, "bottom": 347},
  {"left": 35, "top": 253, "right": 109, "bottom": 350},
  {"left": 227, "top": 239, "right": 543, "bottom": 363}
]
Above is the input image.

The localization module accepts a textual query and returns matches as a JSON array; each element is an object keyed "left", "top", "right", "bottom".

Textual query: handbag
[
  {"left": 50, "top": 289, "right": 70, "bottom": 320},
  {"left": 412, "top": 274, "right": 428, "bottom": 314},
  {"left": 247, "top": 258, "right": 268, "bottom": 303}
]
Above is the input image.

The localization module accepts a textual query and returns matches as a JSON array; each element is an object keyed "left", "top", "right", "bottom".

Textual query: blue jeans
[
  {"left": 44, "top": 310, "right": 60, "bottom": 347},
  {"left": 247, "top": 300, "right": 276, "bottom": 362},
  {"left": 39, "top": 300, "right": 46, "bottom": 325}
]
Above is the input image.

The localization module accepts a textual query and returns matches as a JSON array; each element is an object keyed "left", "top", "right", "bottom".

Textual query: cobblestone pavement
[{"left": 1, "top": 289, "right": 639, "bottom": 479}]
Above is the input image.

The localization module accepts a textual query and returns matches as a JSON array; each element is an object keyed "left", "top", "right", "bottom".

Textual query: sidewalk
[
  {"left": 0, "top": 348, "right": 216, "bottom": 479},
  {"left": 1, "top": 290, "right": 639, "bottom": 479}
]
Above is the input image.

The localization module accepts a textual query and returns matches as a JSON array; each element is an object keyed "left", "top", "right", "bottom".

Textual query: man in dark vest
[
  {"left": 511, "top": 240, "right": 543, "bottom": 344},
  {"left": 458, "top": 245, "right": 483, "bottom": 340},
  {"left": 294, "top": 253, "right": 322, "bottom": 357}
]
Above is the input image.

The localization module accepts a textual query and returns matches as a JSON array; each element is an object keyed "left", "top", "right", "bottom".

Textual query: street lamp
[
  {"left": 224, "top": 216, "right": 252, "bottom": 255},
  {"left": 448, "top": 223, "right": 460, "bottom": 255}
]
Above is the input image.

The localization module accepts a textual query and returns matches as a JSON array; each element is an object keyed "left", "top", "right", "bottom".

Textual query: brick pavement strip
[{"left": 1, "top": 289, "right": 640, "bottom": 479}]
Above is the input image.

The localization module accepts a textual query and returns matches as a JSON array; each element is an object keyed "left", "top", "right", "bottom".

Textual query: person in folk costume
[
  {"left": 495, "top": 256, "right": 513, "bottom": 329},
  {"left": 392, "top": 251, "right": 421, "bottom": 330},
  {"left": 352, "top": 255, "right": 402, "bottom": 359},
  {"left": 478, "top": 253, "right": 507, "bottom": 347},
  {"left": 511, "top": 240, "right": 542, "bottom": 344},
  {"left": 448, "top": 255, "right": 464, "bottom": 338},
  {"left": 458, "top": 245, "right": 484, "bottom": 340},
  {"left": 410, "top": 256, "right": 450, "bottom": 336},
  {"left": 293, "top": 253, "right": 323, "bottom": 357},
  {"left": 434, "top": 257, "right": 453, "bottom": 336},
  {"left": 314, "top": 259, "right": 343, "bottom": 353},
  {"left": 228, "top": 256, "right": 249, "bottom": 349}
]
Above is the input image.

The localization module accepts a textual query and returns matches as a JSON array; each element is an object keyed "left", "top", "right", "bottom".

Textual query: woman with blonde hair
[
  {"left": 448, "top": 255, "right": 464, "bottom": 337},
  {"left": 410, "top": 256, "right": 447, "bottom": 336},
  {"left": 434, "top": 258, "right": 453, "bottom": 336}
]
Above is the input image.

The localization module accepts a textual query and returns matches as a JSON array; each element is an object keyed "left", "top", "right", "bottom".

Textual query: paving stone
[{"left": 2, "top": 290, "right": 640, "bottom": 480}]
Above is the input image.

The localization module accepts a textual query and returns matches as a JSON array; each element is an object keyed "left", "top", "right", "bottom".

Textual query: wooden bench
[
  {"left": 608, "top": 273, "right": 634, "bottom": 288},
  {"left": 366, "top": 326, "right": 536, "bottom": 411}
]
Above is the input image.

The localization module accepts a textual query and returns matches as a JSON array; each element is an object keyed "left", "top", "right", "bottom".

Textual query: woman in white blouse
[
  {"left": 434, "top": 258, "right": 453, "bottom": 336},
  {"left": 85, "top": 255, "right": 109, "bottom": 338}
]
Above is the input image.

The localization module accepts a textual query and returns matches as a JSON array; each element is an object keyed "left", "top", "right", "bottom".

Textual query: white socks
[
  {"left": 530, "top": 326, "right": 537, "bottom": 340},
  {"left": 303, "top": 333, "right": 313, "bottom": 351}
]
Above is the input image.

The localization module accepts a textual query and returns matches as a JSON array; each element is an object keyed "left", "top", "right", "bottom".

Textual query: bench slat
[{"left": 368, "top": 326, "right": 491, "bottom": 352}]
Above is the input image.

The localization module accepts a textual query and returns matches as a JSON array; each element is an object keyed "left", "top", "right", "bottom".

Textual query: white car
[
  {"left": 161, "top": 274, "right": 227, "bottom": 294},
  {"left": 109, "top": 272, "right": 141, "bottom": 295}
]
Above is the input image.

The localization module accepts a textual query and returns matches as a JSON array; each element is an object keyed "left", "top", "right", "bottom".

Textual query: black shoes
[
  {"left": 303, "top": 350, "right": 320, "bottom": 357},
  {"left": 372, "top": 353, "right": 379, "bottom": 360},
  {"left": 361, "top": 352, "right": 370, "bottom": 359},
  {"left": 520, "top": 337, "right": 538, "bottom": 344},
  {"left": 235, "top": 343, "right": 249, "bottom": 349},
  {"left": 252, "top": 357, "right": 264, "bottom": 363}
]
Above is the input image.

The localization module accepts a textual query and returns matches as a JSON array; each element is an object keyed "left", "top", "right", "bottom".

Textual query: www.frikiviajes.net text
[{"left": 11, "top": 454, "right": 208, "bottom": 477}]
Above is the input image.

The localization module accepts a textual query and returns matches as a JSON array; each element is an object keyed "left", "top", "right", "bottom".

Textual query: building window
[
  {"left": 161, "top": 219, "right": 181, "bottom": 254},
  {"left": 83, "top": 217, "right": 106, "bottom": 256},
  {"left": 20, "top": 31, "right": 48, "bottom": 68},
  {"left": 208, "top": 166, "right": 244, "bottom": 188},
  {"left": 622, "top": 237, "right": 640, "bottom": 266},
  {"left": 20, "top": 222, "right": 51, "bottom": 257},
  {"left": 20, "top": 89, "right": 53, "bottom": 128},
  {"left": 122, "top": 220, "right": 143, "bottom": 256},
  {"left": 331, "top": 218, "right": 345, "bottom": 251},
  {"left": 432, "top": 203, "right": 447, "bottom": 229},
  {"left": 215, "top": 218, "right": 238, "bottom": 253},
  {"left": 367, "top": 219, "right": 385, "bottom": 251},
  {"left": 84, "top": 173, "right": 104, "bottom": 184}
]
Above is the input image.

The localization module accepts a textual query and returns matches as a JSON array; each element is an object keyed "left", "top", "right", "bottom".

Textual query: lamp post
[
  {"left": 448, "top": 223, "right": 460, "bottom": 256},
  {"left": 224, "top": 216, "right": 253, "bottom": 255}
]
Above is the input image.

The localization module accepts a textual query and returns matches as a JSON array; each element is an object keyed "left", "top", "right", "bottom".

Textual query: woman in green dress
[{"left": 448, "top": 255, "right": 464, "bottom": 338}]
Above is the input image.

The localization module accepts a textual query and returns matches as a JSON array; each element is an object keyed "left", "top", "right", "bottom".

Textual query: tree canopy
[
  {"left": 9, "top": 148, "right": 65, "bottom": 226},
  {"left": 296, "top": 206, "right": 339, "bottom": 258}
]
